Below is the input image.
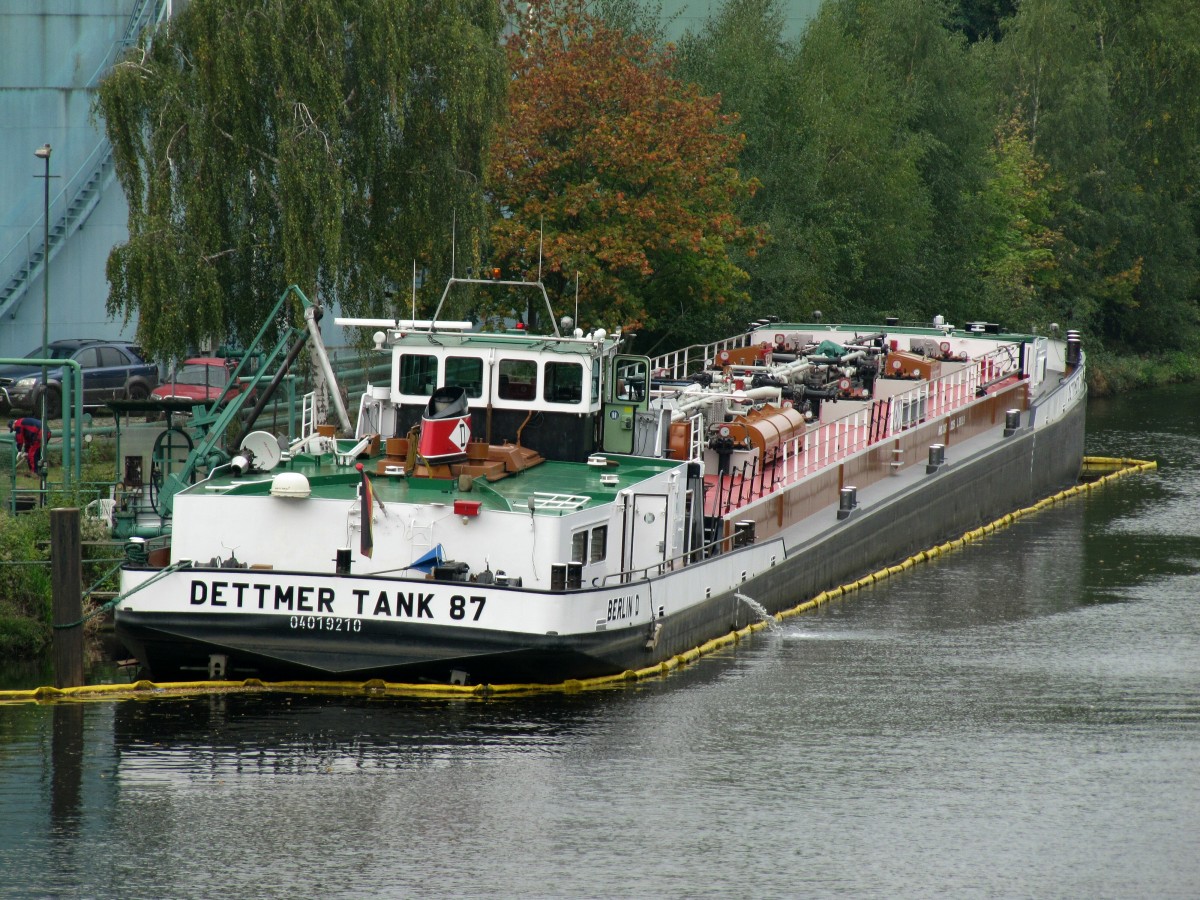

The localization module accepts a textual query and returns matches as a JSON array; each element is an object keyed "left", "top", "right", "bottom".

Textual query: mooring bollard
[
  {"left": 837, "top": 486, "right": 858, "bottom": 520},
  {"left": 51, "top": 507, "right": 84, "bottom": 689},
  {"left": 1004, "top": 408, "right": 1021, "bottom": 437},
  {"left": 927, "top": 443, "right": 946, "bottom": 474}
]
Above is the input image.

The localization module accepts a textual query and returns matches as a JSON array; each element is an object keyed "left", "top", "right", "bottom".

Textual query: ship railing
[
  {"left": 708, "top": 343, "right": 1028, "bottom": 515},
  {"left": 1029, "top": 353, "right": 1086, "bottom": 427},
  {"left": 612, "top": 346, "right": 1035, "bottom": 567},
  {"left": 687, "top": 412, "right": 705, "bottom": 461},
  {"left": 651, "top": 333, "right": 755, "bottom": 380},
  {"left": 886, "top": 343, "right": 1022, "bottom": 430},
  {"left": 594, "top": 527, "right": 748, "bottom": 586}
]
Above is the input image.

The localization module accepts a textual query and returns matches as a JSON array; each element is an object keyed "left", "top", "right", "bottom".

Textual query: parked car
[
  {"left": 151, "top": 357, "right": 251, "bottom": 407},
  {"left": 0, "top": 339, "right": 159, "bottom": 418}
]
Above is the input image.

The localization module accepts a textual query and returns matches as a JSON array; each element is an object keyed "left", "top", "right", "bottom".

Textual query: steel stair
[{"left": 0, "top": 0, "right": 170, "bottom": 322}]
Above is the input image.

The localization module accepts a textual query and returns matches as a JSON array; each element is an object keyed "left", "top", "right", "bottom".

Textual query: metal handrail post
[{"left": 0, "top": 356, "right": 81, "bottom": 491}]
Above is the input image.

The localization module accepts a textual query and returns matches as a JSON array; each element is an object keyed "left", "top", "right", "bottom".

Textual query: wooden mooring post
[{"left": 51, "top": 507, "right": 84, "bottom": 689}]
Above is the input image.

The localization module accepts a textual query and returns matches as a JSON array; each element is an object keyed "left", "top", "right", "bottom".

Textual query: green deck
[{"left": 212, "top": 452, "right": 680, "bottom": 515}]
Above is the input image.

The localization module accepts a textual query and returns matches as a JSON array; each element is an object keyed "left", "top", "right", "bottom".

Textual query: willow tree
[{"left": 97, "top": 0, "right": 506, "bottom": 359}]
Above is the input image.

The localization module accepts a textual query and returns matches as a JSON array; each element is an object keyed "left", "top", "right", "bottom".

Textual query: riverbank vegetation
[
  {"left": 1, "top": 445, "right": 125, "bottom": 657},
  {"left": 96, "top": 0, "right": 1197, "bottom": 390}
]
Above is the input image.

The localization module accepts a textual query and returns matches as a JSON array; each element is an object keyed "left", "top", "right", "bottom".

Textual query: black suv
[{"left": 0, "top": 339, "right": 159, "bottom": 418}]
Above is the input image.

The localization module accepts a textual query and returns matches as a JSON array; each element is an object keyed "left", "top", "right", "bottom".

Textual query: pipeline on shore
[{"left": 0, "top": 456, "right": 1157, "bottom": 705}]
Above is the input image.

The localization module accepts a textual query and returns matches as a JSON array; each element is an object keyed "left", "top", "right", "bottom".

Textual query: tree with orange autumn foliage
[{"left": 486, "top": 0, "right": 765, "bottom": 348}]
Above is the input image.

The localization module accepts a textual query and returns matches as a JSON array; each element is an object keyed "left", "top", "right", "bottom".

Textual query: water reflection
[
  {"left": 50, "top": 705, "right": 84, "bottom": 835},
  {"left": 112, "top": 692, "right": 612, "bottom": 777}
]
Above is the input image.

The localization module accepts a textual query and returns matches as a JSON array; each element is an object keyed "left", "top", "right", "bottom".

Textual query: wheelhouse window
[
  {"left": 398, "top": 353, "right": 437, "bottom": 396},
  {"left": 497, "top": 358, "right": 537, "bottom": 401},
  {"left": 591, "top": 361, "right": 601, "bottom": 403},
  {"left": 614, "top": 359, "right": 647, "bottom": 401},
  {"left": 544, "top": 361, "right": 583, "bottom": 404},
  {"left": 445, "top": 356, "right": 483, "bottom": 398}
]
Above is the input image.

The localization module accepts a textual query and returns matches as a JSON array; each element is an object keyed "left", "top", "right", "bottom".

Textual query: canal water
[{"left": 2, "top": 386, "right": 1198, "bottom": 898}]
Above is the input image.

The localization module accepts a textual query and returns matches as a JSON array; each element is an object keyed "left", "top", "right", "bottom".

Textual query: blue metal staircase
[{"left": 0, "top": 0, "right": 170, "bottom": 321}]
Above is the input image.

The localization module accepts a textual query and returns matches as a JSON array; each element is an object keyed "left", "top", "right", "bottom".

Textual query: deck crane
[{"left": 148, "top": 285, "right": 349, "bottom": 517}]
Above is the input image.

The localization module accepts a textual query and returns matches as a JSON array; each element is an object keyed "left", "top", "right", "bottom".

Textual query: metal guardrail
[
  {"left": 1028, "top": 352, "right": 1086, "bottom": 427},
  {"left": 594, "top": 528, "right": 748, "bottom": 587},
  {"left": 699, "top": 344, "right": 1027, "bottom": 518},
  {"left": 651, "top": 333, "right": 756, "bottom": 380}
]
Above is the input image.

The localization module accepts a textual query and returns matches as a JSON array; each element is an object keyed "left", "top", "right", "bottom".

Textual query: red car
[{"left": 151, "top": 357, "right": 249, "bottom": 406}]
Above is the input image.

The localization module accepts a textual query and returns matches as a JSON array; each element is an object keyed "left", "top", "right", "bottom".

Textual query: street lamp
[{"left": 34, "top": 143, "right": 51, "bottom": 483}]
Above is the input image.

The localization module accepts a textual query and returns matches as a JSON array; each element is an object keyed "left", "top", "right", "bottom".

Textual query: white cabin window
[
  {"left": 399, "top": 353, "right": 437, "bottom": 396},
  {"left": 614, "top": 359, "right": 647, "bottom": 401},
  {"left": 572, "top": 526, "right": 608, "bottom": 564},
  {"left": 590, "top": 525, "right": 607, "bottom": 562},
  {"left": 571, "top": 530, "right": 588, "bottom": 563},
  {"left": 544, "top": 361, "right": 583, "bottom": 404},
  {"left": 445, "top": 356, "right": 484, "bottom": 398},
  {"left": 498, "top": 359, "right": 537, "bottom": 401}
]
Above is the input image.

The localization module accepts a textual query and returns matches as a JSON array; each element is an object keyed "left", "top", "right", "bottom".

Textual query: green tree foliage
[
  {"left": 990, "top": 0, "right": 1200, "bottom": 351},
  {"left": 682, "top": 0, "right": 996, "bottom": 325},
  {"left": 947, "top": 0, "right": 1017, "bottom": 43},
  {"left": 92, "top": 0, "right": 1200, "bottom": 377},
  {"left": 587, "top": 0, "right": 672, "bottom": 44},
  {"left": 675, "top": 0, "right": 818, "bottom": 321},
  {"left": 972, "top": 113, "right": 1062, "bottom": 329},
  {"left": 825, "top": 0, "right": 994, "bottom": 323},
  {"left": 681, "top": 0, "right": 1199, "bottom": 358},
  {"left": 97, "top": 0, "right": 506, "bottom": 359},
  {"left": 486, "top": 0, "right": 765, "bottom": 349}
]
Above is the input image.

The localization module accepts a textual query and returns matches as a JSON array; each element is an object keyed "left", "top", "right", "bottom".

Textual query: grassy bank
[
  {"left": 1, "top": 431, "right": 124, "bottom": 658},
  {"left": 1087, "top": 349, "right": 1200, "bottom": 397}
]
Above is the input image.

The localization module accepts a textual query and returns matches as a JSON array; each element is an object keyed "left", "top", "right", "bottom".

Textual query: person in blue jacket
[{"left": 9, "top": 417, "right": 49, "bottom": 473}]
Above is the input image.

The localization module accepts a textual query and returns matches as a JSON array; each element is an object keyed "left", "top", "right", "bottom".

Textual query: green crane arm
[{"left": 157, "top": 284, "right": 345, "bottom": 515}]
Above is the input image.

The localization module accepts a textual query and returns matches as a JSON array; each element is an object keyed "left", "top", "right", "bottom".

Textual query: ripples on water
[{"left": 2, "top": 388, "right": 1199, "bottom": 899}]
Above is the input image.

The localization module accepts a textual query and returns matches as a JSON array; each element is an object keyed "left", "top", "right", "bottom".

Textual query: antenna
[
  {"left": 411, "top": 260, "right": 417, "bottom": 323},
  {"left": 538, "top": 215, "right": 544, "bottom": 282},
  {"left": 451, "top": 209, "right": 457, "bottom": 278},
  {"left": 575, "top": 272, "right": 580, "bottom": 328}
]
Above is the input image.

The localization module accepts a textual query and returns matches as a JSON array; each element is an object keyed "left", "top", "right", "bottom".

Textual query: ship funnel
[{"left": 418, "top": 387, "right": 471, "bottom": 463}]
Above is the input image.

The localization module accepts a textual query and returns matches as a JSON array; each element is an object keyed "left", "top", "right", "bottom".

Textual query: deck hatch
[{"left": 531, "top": 492, "right": 592, "bottom": 511}]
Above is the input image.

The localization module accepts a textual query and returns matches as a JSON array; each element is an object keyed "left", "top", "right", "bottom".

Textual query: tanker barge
[{"left": 115, "top": 279, "right": 1086, "bottom": 684}]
